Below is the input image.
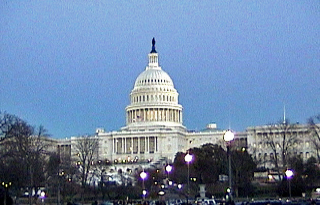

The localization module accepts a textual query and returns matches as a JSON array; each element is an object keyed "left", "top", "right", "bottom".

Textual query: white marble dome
[
  {"left": 134, "top": 69, "right": 174, "bottom": 88},
  {"left": 124, "top": 38, "right": 183, "bottom": 128}
]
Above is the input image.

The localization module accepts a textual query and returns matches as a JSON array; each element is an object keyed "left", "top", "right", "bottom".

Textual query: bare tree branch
[
  {"left": 73, "top": 135, "right": 99, "bottom": 188},
  {"left": 308, "top": 114, "right": 320, "bottom": 161}
]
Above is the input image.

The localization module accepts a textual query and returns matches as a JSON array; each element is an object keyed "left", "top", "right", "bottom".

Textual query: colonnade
[
  {"left": 113, "top": 136, "right": 157, "bottom": 154},
  {"left": 127, "top": 108, "right": 182, "bottom": 124}
]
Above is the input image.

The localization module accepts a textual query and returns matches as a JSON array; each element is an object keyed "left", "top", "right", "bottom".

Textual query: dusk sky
[{"left": 1, "top": 1, "right": 319, "bottom": 139}]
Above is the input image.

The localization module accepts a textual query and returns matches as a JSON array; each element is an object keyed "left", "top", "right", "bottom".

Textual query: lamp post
[
  {"left": 223, "top": 130, "right": 234, "bottom": 199},
  {"left": 165, "top": 164, "right": 173, "bottom": 204},
  {"left": 1, "top": 181, "right": 12, "bottom": 205},
  {"left": 185, "top": 153, "right": 193, "bottom": 205},
  {"left": 140, "top": 171, "right": 147, "bottom": 200},
  {"left": 165, "top": 164, "right": 173, "bottom": 181},
  {"left": 285, "top": 169, "right": 294, "bottom": 199}
]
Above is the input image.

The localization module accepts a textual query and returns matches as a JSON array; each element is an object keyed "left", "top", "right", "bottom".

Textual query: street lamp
[
  {"left": 140, "top": 171, "right": 147, "bottom": 200},
  {"left": 166, "top": 164, "right": 173, "bottom": 186},
  {"left": 185, "top": 153, "right": 193, "bottom": 205},
  {"left": 285, "top": 169, "right": 294, "bottom": 199},
  {"left": 223, "top": 130, "right": 234, "bottom": 197},
  {"left": 165, "top": 164, "right": 173, "bottom": 205},
  {"left": 1, "top": 181, "right": 12, "bottom": 205},
  {"left": 166, "top": 164, "right": 173, "bottom": 179}
]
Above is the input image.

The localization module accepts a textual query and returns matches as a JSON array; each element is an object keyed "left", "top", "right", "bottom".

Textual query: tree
[
  {"left": 172, "top": 144, "right": 256, "bottom": 198},
  {"left": 231, "top": 149, "right": 256, "bottom": 197},
  {"left": 303, "top": 157, "right": 320, "bottom": 190},
  {"left": 0, "top": 113, "right": 50, "bottom": 205},
  {"left": 260, "top": 120, "right": 301, "bottom": 180},
  {"left": 72, "top": 135, "right": 99, "bottom": 201},
  {"left": 308, "top": 114, "right": 320, "bottom": 161},
  {"left": 46, "top": 152, "right": 79, "bottom": 204},
  {"left": 192, "top": 144, "right": 227, "bottom": 184},
  {"left": 0, "top": 112, "right": 22, "bottom": 142}
]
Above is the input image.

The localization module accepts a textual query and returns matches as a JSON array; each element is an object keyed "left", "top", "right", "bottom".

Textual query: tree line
[{"left": 1, "top": 111, "right": 319, "bottom": 203}]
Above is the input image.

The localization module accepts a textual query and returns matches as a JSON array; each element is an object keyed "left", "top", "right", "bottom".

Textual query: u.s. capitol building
[
  {"left": 65, "top": 39, "right": 237, "bottom": 172},
  {"left": 57, "top": 39, "right": 317, "bottom": 176}
]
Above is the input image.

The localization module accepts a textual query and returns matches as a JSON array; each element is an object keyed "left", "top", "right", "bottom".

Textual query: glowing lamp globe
[
  {"left": 223, "top": 130, "right": 234, "bottom": 142},
  {"left": 185, "top": 153, "right": 193, "bottom": 163},
  {"left": 140, "top": 171, "right": 147, "bottom": 180},
  {"left": 166, "top": 164, "right": 173, "bottom": 173},
  {"left": 285, "top": 169, "right": 294, "bottom": 178}
]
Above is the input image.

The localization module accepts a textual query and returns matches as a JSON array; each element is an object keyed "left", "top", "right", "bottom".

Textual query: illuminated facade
[{"left": 91, "top": 39, "right": 229, "bottom": 169}]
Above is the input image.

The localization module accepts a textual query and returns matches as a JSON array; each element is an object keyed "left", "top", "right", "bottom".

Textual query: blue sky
[{"left": 0, "top": 0, "right": 319, "bottom": 138}]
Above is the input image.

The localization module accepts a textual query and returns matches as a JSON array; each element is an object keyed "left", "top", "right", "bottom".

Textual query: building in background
[{"left": 247, "top": 122, "right": 317, "bottom": 169}]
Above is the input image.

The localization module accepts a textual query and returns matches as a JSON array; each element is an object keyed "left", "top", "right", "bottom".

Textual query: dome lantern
[{"left": 148, "top": 38, "right": 159, "bottom": 69}]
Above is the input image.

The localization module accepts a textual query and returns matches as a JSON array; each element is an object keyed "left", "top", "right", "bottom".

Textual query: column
[
  {"left": 126, "top": 112, "right": 128, "bottom": 124},
  {"left": 165, "top": 109, "right": 168, "bottom": 121},
  {"left": 133, "top": 110, "right": 136, "bottom": 121},
  {"left": 121, "top": 138, "right": 124, "bottom": 153},
  {"left": 131, "top": 138, "right": 133, "bottom": 154}
]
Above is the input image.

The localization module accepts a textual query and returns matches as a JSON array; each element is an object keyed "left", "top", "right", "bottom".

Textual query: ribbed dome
[
  {"left": 124, "top": 38, "right": 183, "bottom": 129},
  {"left": 134, "top": 69, "right": 174, "bottom": 88}
]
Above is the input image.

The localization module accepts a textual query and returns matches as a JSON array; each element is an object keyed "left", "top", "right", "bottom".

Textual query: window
[{"left": 270, "top": 153, "right": 274, "bottom": 160}]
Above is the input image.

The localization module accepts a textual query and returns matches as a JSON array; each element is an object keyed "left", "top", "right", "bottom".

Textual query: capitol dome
[
  {"left": 124, "top": 38, "right": 183, "bottom": 129},
  {"left": 134, "top": 69, "right": 174, "bottom": 88}
]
